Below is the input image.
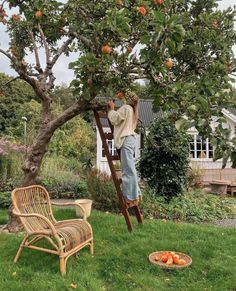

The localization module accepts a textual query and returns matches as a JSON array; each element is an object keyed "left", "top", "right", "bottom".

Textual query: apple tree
[{"left": 0, "top": 0, "right": 235, "bottom": 185}]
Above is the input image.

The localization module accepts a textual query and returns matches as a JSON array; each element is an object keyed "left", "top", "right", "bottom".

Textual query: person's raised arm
[{"left": 107, "top": 101, "right": 126, "bottom": 125}]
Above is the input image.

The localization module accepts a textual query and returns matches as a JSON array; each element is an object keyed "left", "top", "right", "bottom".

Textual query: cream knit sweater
[{"left": 108, "top": 104, "right": 136, "bottom": 149}]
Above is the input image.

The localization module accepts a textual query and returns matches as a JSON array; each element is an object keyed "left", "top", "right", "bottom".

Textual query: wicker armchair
[{"left": 11, "top": 185, "right": 93, "bottom": 276}]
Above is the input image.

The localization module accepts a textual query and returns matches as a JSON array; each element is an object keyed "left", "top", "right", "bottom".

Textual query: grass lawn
[
  {"left": 0, "top": 208, "right": 236, "bottom": 291},
  {"left": 0, "top": 208, "right": 7, "bottom": 224}
]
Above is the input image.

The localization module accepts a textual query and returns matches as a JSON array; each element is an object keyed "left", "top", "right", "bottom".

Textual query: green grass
[
  {"left": 0, "top": 208, "right": 236, "bottom": 291},
  {"left": 0, "top": 208, "right": 8, "bottom": 224}
]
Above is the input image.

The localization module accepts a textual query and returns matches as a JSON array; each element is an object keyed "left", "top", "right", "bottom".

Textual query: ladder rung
[
  {"left": 98, "top": 111, "right": 108, "bottom": 118},
  {"left": 104, "top": 132, "right": 113, "bottom": 140},
  {"left": 111, "top": 155, "right": 120, "bottom": 161}
]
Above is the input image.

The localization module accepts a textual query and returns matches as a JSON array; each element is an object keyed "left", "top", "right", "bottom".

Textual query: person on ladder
[{"left": 107, "top": 91, "right": 142, "bottom": 207}]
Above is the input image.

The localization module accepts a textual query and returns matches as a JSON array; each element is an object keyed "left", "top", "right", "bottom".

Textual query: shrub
[
  {"left": 87, "top": 169, "right": 119, "bottom": 212},
  {"left": 139, "top": 116, "right": 190, "bottom": 200},
  {"left": 0, "top": 191, "right": 11, "bottom": 208},
  {"left": 141, "top": 186, "right": 236, "bottom": 223},
  {"left": 48, "top": 116, "right": 96, "bottom": 161},
  {"left": 41, "top": 177, "right": 89, "bottom": 199},
  {"left": 75, "top": 180, "right": 89, "bottom": 197},
  {"left": 40, "top": 155, "right": 86, "bottom": 198}
]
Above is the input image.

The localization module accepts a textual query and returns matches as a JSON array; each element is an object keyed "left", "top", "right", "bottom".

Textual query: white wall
[{"left": 188, "top": 113, "right": 236, "bottom": 169}]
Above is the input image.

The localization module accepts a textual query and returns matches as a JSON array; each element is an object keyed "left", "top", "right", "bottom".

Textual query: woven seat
[{"left": 11, "top": 185, "right": 93, "bottom": 275}]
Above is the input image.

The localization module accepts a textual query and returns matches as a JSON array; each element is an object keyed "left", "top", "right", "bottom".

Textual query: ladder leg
[
  {"left": 134, "top": 206, "right": 144, "bottom": 224},
  {"left": 122, "top": 208, "right": 133, "bottom": 232}
]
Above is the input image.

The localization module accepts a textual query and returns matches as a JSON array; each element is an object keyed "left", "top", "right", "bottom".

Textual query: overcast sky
[{"left": 0, "top": 0, "right": 235, "bottom": 85}]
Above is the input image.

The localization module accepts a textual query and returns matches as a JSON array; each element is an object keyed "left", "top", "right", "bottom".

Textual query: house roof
[
  {"left": 139, "top": 99, "right": 162, "bottom": 127},
  {"left": 94, "top": 98, "right": 236, "bottom": 128},
  {"left": 95, "top": 99, "right": 160, "bottom": 127}
]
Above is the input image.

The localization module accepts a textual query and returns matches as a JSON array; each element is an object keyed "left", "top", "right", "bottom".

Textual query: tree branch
[
  {"left": 47, "top": 70, "right": 56, "bottom": 90},
  {"left": 0, "top": 76, "right": 20, "bottom": 88},
  {"left": 79, "top": 34, "right": 93, "bottom": 49},
  {"left": 47, "top": 35, "right": 75, "bottom": 72},
  {"left": 0, "top": 48, "right": 15, "bottom": 63},
  {"left": 29, "top": 29, "right": 43, "bottom": 73},
  {"left": 38, "top": 23, "right": 50, "bottom": 66},
  {"left": 70, "top": 31, "right": 93, "bottom": 50},
  {"left": 17, "top": 69, "right": 44, "bottom": 101},
  {"left": 49, "top": 90, "right": 104, "bottom": 132},
  {"left": 49, "top": 98, "right": 90, "bottom": 131},
  {"left": 0, "top": 0, "right": 7, "bottom": 10}
]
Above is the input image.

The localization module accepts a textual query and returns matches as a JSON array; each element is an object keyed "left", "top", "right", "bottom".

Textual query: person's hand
[{"left": 107, "top": 100, "right": 115, "bottom": 110}]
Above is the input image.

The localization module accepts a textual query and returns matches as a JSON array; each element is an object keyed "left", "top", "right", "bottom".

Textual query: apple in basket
[{"left": 154, "top": 251, "right": 187, "bottom": 266}]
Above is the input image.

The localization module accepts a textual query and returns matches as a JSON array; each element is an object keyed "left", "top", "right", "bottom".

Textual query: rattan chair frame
[{"left": 11, "top": 185, "right": 94, "bottom": 276}]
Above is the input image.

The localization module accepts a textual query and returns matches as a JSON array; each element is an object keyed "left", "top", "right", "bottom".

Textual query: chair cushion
[{"left": 55, "top": 220, "right": 92, "bottom": 252}]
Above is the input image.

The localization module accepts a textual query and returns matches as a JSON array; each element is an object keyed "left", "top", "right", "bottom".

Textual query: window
[
  {"left": 102, "top": 139, "right": 117, "bottom": 157},
  {"left": 189, "top": 134, "right": 213, "bottom": 159}
]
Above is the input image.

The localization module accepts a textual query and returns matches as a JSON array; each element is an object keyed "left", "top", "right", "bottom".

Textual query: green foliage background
[{"left": 0, "top": 74, "right": 95, "bottom": 188}]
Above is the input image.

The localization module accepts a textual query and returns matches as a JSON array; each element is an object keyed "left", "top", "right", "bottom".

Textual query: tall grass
[
  {"left": 40, "top": 155, "right": 88, "bottom": 198},
  {"left": 0, "top": 153, "right": 23, "bottom": 185},
  {"left": 41, "top": 155, "right": 82, "bottom": 183}
]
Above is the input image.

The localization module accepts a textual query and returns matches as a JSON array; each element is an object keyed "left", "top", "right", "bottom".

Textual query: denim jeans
[{"left": 120, "top": 135, "right": 140, "bottom": 200}]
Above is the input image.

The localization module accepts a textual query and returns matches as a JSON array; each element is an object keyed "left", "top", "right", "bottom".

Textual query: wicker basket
[
  {"left": 149, "top": 251, "right": 192, "bottom": 268},
  {"left": 75, "top": 199, "right": 93, "bottom": 218}
]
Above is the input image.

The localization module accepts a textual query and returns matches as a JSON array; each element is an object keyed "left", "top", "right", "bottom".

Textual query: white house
[{"left": 95, "top": 100, "right": 236, "bottom": 183}]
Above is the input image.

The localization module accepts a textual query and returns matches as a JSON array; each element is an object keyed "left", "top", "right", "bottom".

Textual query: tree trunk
[
  {"left": 22, "top": 121, "right": 57, "bottom": 185},
  {"left": 7, "top": 205, "right": 23, "bottom": 233},
  {"left": 6, "top": 99, "right": 90, "bottom": 232},
  {"left": 6, "top": 124, "right": 54, "bottom": 232}
]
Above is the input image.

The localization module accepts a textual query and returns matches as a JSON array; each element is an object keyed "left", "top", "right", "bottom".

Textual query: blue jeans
[{"left": 120, "top": 135, "right": 140, "bottom": 200}]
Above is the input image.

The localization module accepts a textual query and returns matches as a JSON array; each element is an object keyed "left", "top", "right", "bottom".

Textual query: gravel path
[{"left": 213, "top": 219, "right": 236, "bottom": 228}]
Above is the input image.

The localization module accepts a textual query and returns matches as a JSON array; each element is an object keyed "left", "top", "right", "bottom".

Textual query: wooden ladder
[{"left": 94, "top": 109, "right": 143, "bottom": 232}]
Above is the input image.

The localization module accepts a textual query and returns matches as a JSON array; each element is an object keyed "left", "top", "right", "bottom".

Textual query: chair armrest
[
  {"left": 51, "top": 201, "right": 86, "bottom": 220},
  {"left": 12, "top": 208, "right": 57, "bottom": 235}
]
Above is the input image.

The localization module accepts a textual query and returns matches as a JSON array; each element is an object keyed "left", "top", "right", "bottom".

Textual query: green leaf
[
  {"left": 140, "top": 34, "right": 150, "bottom": 45},
  {"left": 222, "top": 152, "right": 230, "bottom": 169},
  {"left": 68, "top": 61, "right": 78, "bottom": 70},
  {"left": 174, "top": 24, "right": 185, "bottom": 37},
  {"left": 231, "top": 152, "right": 236, "bottom": 168},
  {"left": 175, "top": 118, "right": 188, "bottom": 131},
  {"left": 196, "top": 96, "right": 208, "bottom": 108},
  {"left": 188, "top": 104, "right": 198, "bottom": 113},
  {"left": 166, "top": 39, "right": 176, "bottom": 54},
  {"left": 213, "top": 147, "right": 223, "bottom": 162}
]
